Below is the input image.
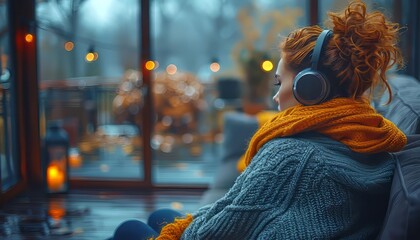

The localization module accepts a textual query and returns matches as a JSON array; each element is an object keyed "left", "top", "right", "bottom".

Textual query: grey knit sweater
[{"left": 181, "top": 133, "right": 394, "bottom": 239}]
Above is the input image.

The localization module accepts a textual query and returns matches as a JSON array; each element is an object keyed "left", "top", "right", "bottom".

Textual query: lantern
[{"left": 42, "top": 121, "right": 70, "bottom": 193}]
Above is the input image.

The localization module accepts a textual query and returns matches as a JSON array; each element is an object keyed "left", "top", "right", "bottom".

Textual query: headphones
[{"left": 293, "top": 30, "right": 333, "bottom": 105}]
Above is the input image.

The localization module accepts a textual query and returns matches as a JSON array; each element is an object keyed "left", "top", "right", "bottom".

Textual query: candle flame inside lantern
[{"left": 47, "top": 165, "right": 65, "bottom": 191}]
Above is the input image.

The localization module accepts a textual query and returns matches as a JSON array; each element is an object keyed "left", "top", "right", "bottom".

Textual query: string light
[
  {"left": 85, "top": 52, "right": 95, "bottom": 62},
  {"left": 261, "top": 60, "right": 273, "bottom": 72},
  {"left": 85, "top": 46, "right": 98, "bottom": 62},
  {"left": 35, "top": 23, "right": 141, "bottom": 63},
  {"left": 145, "top": 60, "right": 155, "bottom": 70},
  {"left": 166, "top": 64, "right": 177, "bottom": 75},
  {"left": 209, "top": 58, "right": 220, "bottom": 72},
  {"left": 37, "top": 23, "right": 137, "bottom": 53},
  {"left": 25, "top": 33, "right": 34, "bottom": 43},
  {"left": 64, "top": 41, "right": 74, "bottom": 51},
  {"left": 210, "top": 62, "right": 220, "bottom": 72},
  {"left": 25, "top": 21, "right": 36, "bottom": 43}
]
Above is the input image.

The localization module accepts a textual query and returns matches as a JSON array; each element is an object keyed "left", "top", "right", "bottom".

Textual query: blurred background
[{"left": 34, "top": 0, "right": 308, "bottom": 186}]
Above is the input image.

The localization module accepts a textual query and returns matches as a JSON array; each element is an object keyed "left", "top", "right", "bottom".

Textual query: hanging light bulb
[
  {"left": 25, "top": 33, "right": 34, "bottom": 43},
  {"left": 145, "top": 60, "right": 155, "bottom": 70},
  {"left": 261, "top": 60, "right": 273, "bottom": 72},
  {"left": 85, "top": 46, "right": 98, "bottom": 62},
  {"left": 209, "top": 57, "right": 220, "bottom": 73},
  {"left": 85, "top": 52, "right": 94, "bottom": 62},
  {"left": 24, "top": 21, "right": 36, "bottom": 43},
  {"left": 166, "top": 64, "right": 177, "bottom": 75},
  {"left": 25, "top": 21, "right": 36, "bottom": 43},
  {"left": 64, "top": 41, "right": 74, "bottom": 51}
]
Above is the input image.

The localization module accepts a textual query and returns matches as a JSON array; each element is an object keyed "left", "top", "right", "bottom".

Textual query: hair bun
[
  {"left": 328, "top": 1, "right": 399, "bottom": 47},
  {"left": 324, "top": 0, "right": 403, "bottom": 99}
]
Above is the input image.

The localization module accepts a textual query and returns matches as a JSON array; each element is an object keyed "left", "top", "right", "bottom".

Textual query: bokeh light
[
  {"left": 93, "top": 52, "right": 99, "bottom": 61},
  {"left": 64, "top": 41, "right": 74, "bottom": 51},
  {"left": 25, "top": 34, "right": 34, "bottom": 43},
  {"left": 85, "top": 52, "right": 95, "bottom": 62},
  {"left": 166, "top": 64, "right": 177, "bottom": 75},
  {"left": 261, "top": 60, "right": 273, "bottom": 72},
  {"left": 154, "top": 61, "right": 160, "bottom": 69},
  {"left": 210, "top": 62, "right": 221, "bottom": 72},
  {"left": 145, "top": 60, "right": 155, "bottom": 70}
]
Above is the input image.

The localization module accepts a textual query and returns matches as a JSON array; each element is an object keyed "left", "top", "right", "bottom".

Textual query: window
[
  {"left": 37, "top": 0, "right": 144, "bottom": 180},
  {"left": 0, "top": 1, "right": 19, "bottom": 192},
  {"left": 36, "top": 0, "right": 308, "bottom": 186}
]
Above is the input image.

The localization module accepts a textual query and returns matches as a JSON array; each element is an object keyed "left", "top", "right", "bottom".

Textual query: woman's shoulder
[
  {"left": 257, "top": 131, "right": 340, "bottom": 164},
  {"left": 249, "top": 134, "right": 323, "bottom": 173},
  {"left": 277, "top": 132, "right": 395, "bottom": 190},
  {"left": 266, "top": 132, "right": 393, "bottom": 163},
  {"left": 257, "top": 132, "right": 394, "bottom": 179}
]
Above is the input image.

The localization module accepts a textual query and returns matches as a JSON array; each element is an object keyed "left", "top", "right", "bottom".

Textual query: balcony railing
[{"left": 38, "top": 76, "right": 225, "bottom": 184}]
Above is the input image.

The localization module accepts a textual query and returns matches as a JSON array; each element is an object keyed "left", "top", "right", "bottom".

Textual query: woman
[{"left": 114, "top": 1, "right": 406, "bottom": 239}]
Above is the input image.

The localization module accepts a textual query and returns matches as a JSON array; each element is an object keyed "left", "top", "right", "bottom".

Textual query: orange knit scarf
[
  {"left": 243, "top": 97, "right": 407, "bottom": 167},
  {"left": 155, "top": 214, "right": 193, "bottom": 240}
]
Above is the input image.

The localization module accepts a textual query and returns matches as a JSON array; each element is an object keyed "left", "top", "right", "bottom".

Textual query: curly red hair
[{"left": 280, "top": 0, "right": 403, "bottom": 102}]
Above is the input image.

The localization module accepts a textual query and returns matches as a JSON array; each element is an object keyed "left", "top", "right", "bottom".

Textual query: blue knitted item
[{"left": 182, "top": 133, "right": 393, "bottom": 239}]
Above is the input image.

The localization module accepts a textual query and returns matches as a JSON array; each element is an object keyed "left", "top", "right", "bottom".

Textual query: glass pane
[
  {"left": 37, "top": 0, "right": 143, "bottom": 180},
  {"left": 0, "top": 3, "right": 6, "bottom": 30},
  {"left": 1, "top": 1, "right": 19, "bottom": 191},
  {"left": 151, "top": 0, "right": 308, "bottom": 184},
  {"left": 319, "top": 0, "right": 394, "bottom": 24}
]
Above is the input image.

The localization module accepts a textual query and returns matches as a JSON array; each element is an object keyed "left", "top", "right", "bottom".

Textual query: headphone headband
[{"left": 311, "top": 30, "right": 333, "bottom": 70}]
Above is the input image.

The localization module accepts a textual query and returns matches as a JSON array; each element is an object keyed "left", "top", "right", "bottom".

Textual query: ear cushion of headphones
[{"left": 293, "top": 69, "right": 331, "bottom": 105}]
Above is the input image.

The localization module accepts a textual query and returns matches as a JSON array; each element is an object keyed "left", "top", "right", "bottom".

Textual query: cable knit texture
[
  {"left": 181, "top": 133, "right": 396, "bottom": 239},
  {"left": 237, "top": 110, "right": 277, "bottom": 172},
  {"left": 244, "top": 97, "right": 406, "bottom": 167}
]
